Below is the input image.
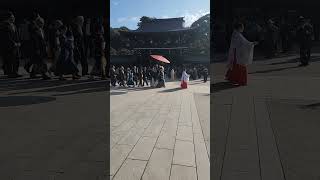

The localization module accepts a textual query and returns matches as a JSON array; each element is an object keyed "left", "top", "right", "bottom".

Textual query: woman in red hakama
[
  {"left": 225, "top": 22, "right": 258, "bottom": 86},
  {"left": 181, "top": 69, "right": 189, "bottom": 89}
]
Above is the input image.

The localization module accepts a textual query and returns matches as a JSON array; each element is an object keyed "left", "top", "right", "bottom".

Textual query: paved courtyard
[
  {"left": 212, "top": 53, "right": 320, "bottom": 180},
  {"left": 110, "top": 79, "right": 210, "bottom": 180},
  {"left": 0, "top": 66, "right": 108, "bottom": 180}
]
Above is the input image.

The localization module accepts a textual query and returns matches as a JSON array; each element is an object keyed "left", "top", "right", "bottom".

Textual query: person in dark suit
[
  {"left": 29, "top": 16, "right": 50, "bottom": 79},
  {"left": 297, "top": 17, "right": 314, "bottom": 66},
  {"left": 71, "top": 16, "right": 88, "bottom": 76},
  {"left": 0, "top": 11, "right": 22, "bottom": 78}
]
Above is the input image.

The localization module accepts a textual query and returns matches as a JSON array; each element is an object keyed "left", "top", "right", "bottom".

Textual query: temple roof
[{"left": 121, "top": 17, "right": 196, "bottom": 33}]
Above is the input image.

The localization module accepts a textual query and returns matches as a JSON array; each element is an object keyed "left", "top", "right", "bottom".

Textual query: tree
[
  {"left": 137, "top": 16, "right": 156, "bottom": 28},
  {"left": 190, "top": 14, "right": 210, "bottom": 55},
  {"left": 119, "top": 26, "right": 129, "bottom": 31}
]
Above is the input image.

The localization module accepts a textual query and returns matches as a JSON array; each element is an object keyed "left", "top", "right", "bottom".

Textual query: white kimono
[
  {"left": 171, "top": 69, "right": 175, "bottom": 81},
  {"left": 181, "top": 71, "right": 190, "bottom": 82},
  {"left": 227, "top": 31, "right": 255, "bottom": 66}
]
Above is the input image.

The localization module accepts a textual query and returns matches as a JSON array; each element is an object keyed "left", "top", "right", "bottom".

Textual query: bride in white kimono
[{"left": 225, "top": 22, "right": 258, "bottom": 86}]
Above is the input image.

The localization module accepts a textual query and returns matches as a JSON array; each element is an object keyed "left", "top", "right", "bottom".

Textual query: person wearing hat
[{"left": 0, "top": 11, "right": 22, "bottom": 78}]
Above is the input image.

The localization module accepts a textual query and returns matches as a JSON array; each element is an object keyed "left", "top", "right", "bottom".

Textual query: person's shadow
[
  {"left": 211, "top": 82, "right": 239, "bottom": 93},
  {"left": 0, "top": 96, "right": 56, "bottom": 107},
  {"left": 159, "top": 87, "right": 182, "bottom": 93},
  {"left": 300, "top": 103, "right": 320, "bottom": 110}
]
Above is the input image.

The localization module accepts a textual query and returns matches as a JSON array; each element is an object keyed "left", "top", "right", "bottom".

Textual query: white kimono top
[
  {"left": 181, "top": 71, "right": 190, "bottom": 82},
  {"left": 227, "top": 30, "right": 255, "bottom": 66}
]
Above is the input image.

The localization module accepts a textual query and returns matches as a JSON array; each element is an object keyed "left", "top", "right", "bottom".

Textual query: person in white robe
[
  {"left": 180, "top": 69, "right": 190, "bottom": 89},
  {"left": 226, "top": 22, "right": 258, "bottom": 86},
  {"left": 171, "top": 68, "right": 175, "bottom": 81}
]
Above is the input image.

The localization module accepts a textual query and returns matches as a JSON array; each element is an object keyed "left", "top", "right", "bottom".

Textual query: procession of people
[
  {"left": 110, "top": 64, "right": 209, "bottom": 89},
  {"left": 0, "top": 10, "right": 107, "bottom": 80}
]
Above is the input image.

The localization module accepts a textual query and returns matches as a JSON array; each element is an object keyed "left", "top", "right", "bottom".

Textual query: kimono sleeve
[{"left": 239, "top": 34, "right": 255, "bottom": 65}]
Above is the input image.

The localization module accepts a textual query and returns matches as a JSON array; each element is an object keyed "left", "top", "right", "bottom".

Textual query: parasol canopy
[{"left": 150, "top": 55, "right": 170, "bottom": 64}]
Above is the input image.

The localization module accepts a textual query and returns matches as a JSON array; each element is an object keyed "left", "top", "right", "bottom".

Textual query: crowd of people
[
  {"left": 225, "top": 15, "right": 315, "bottom": 86},
  {"left": 110, "top": 64, "right": 209, "bottom": 88},
  {"left": 225, "top": 15, "right": 314, "bottom": 63},
  {"left": 0, "top": 10, "right": 107, "bottom": 80}
]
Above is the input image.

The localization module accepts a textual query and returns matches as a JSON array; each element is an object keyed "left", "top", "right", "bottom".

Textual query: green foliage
[{"left": 190, "top": 14, "right": 210, "bottom": 54}]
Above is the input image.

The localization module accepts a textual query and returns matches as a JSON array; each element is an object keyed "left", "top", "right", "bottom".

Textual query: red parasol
[{"left": 150, "top": 55, "right": 170, "bottom": 64}]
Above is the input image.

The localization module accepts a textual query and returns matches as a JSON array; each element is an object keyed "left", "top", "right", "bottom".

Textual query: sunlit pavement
[{"left": 110, "top": 79, "right": 210, "bottom": 180}]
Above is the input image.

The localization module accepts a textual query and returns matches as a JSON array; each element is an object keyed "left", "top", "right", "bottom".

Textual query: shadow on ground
[
  {"left": 159, "top": 87, "right": 182, "bottom": 93},
  {"left": 249, "top": 66, "right": 300, "bottom": 74},
  {"left": 211, "top": 82, "right": 239, "bottom": 93},
  {"left": 299, "top": 102, "right": 320, "bottom": 110},
  {"left": 110, "top": 91, "right": 128, "bottom": 96},
  {"left": 111, "top": 86, "right": 154, "bottom": 92},
  {"left": 0, "top": 96, "right": 56, "bottom": 107},
  {"left": 268, "top": 56, "right": 320, "bottom": 65},
  {"left": 268, "top": 100, "right": 320, "bottom": 179},
  {"left": 3, "top": 79, "right": 108, "bottom": 96}
]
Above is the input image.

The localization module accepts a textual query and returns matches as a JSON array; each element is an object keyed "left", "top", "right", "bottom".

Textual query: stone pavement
[
  {"left": 110, "top": 79, "right": 210, "bottom": 180},
  {"left": 0, "top": 67, "right": 108, "bottom": 179},
  {"left": 212, "top": 54, "right": 320, "bottom": 180}
]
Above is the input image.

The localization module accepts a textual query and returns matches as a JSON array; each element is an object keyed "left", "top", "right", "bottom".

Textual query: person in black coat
[
  {"left": 142, "top": 66, "right": 149, "bottom": 86},
  {"left": 297, "top": 17, "right": 314, "bottom": 66},
  {"left": 55, "top": 26, "right": 80, "bottom": 80},
  {"left": 0, "top": 11, "right": 21, "bottom": 78},
  {"left": 138, "top": 66, "right": 144, "bottom": 87},
  {"left": 90, "top": 21, "right": 106, "bottom": 80},
  {"left": 29, "top": 16, "right": 50, "bottom": 79},
  {"left": 157, "top": 66, "right": 165, "bottom": 88},
  {"left": 72, "top": 16, "right": 88, "bottom": 76},
  {"left": 203, "top": 67, "right": 208, "bottom": 83},
  {"left": 118, "top": 66, "right": 125, "bottom": 87},
  {"left": 110, "top": 65, "right": 117, "bottom": 86}
]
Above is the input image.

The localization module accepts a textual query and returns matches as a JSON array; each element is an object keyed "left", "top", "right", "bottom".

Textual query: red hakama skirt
[
  {"left": 181, "top": 80, "right": 188, "bottom": 89},
  {"left": 225, "top": 64, "right": 247, "bottom": 86}
]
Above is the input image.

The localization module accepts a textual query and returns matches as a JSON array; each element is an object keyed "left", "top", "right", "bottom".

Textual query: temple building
[{"left": 119, "top": 17, "right": 198, "bottom": 64}]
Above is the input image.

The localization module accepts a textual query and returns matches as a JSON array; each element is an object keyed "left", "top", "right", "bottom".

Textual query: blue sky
[{"left": 110, "top": 0, "right": 210, "bottom": 29}]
